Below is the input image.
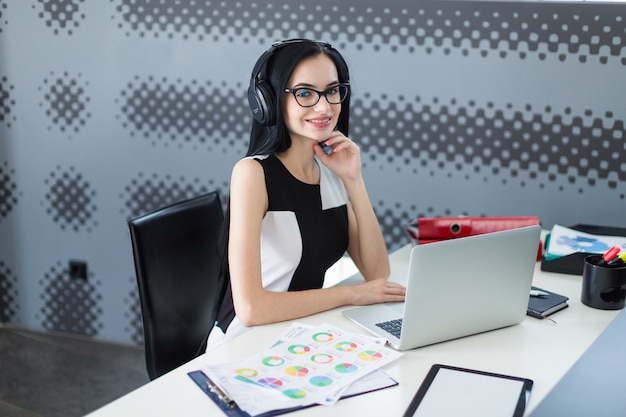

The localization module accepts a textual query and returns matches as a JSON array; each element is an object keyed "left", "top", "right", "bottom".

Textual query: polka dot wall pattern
[
  {"left": 111, "top": 0, "right": 626, "bottom": 65},
  {"left": 374, "top": 200, "right": 469, "bottom": 252},
  {"left": 0, "top": 0, "right": 624, "bottom": 347},
  {"left": 117, "top": 76, "right": 249, "bottom": 153},
  {"left": 120, "top": 172, "right": 229, "bottom": 220},
  {"left": 43, "top": 166, "right": 98, "bottom": 232},
  {"left": 0, "top": 1, "right": 7, "bottom": 33},
  {"left": 0, "top": 161, "right": 19, "bottom": 224},
  {"left": 0, "top": 75, "right": 16, "bottom": 128},
  {"left": 353, "top": 96, "right": 626, "bottom": 191},
  {"left": 124, "top": 276, "right": 143, "bottom": 345},
  {"left": 38, "top": 260, "right": 102, "bottom": 336},
  {"left": 110, "top": 0, "right": 626, "bottom": 204},
  {"left": 38, "top": 71, "right": 91, "bottom": 139},
  {"left": 0, "top": 261, "right": 18, "bottom": 323},
  {"left": 32, "top": 0, "right": 86, "bottom": 36}
]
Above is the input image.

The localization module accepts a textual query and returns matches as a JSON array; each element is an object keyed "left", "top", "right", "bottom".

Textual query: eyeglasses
[{"left": 284, "top": 83, "right": 350, "bottom": 108}]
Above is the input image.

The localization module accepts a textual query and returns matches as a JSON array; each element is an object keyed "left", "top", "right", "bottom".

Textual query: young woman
[{"left": 207, "top": 39, "right": 405, "bottom": 350}]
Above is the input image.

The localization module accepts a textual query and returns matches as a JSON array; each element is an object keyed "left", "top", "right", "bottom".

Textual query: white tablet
[{"left": 403, "top": 364, "right": 533, "bottom": 417}]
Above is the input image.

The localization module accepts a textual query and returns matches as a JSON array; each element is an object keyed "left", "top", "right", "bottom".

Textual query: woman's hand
[
  {"left": 313, "top": 132, "right": 362, "bottom": 183},
  {"left": 349, "top": 279, "right": 406, "bottom": 306}
]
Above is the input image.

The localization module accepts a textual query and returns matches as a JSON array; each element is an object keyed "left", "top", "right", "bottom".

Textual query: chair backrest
[{"left": 128, "top": 192, "right": 224, "bottom": 380}]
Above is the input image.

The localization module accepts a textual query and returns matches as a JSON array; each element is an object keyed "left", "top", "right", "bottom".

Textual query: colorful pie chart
[
  {"left": 312, "top": 332, "right": 335, "bottom": 343},
  {"left": 309, "top": 375, "right": 333, "bottom": 387},
  {"left": 335, "top": 341, "right": 358, "bottom": 352},
  {"left": 283, "top": 388, "right": 307, "bottom": 399},
  {"left": 287, "top": 344, "right": 311, "bottom": 355},
  {"left": 235, "top": 368, "right": 258, "bottom": 378},
  {"left": 258, "top": 377, "right": 283, "bottom": 389},
  {"left": 358, "top": 350, "right": 384, "bottom": 361},
  {"left": 285, "top": 365, "right": 309, "bottom": 377},
  {"left": 334, "top": 363, "right": 358, "bottom": 373},
  {"left": 310, "top": 353, "right": 334, "bottom": 364},
  {"left": 262, "top": 355, "right": 285, "bottom": 366}
]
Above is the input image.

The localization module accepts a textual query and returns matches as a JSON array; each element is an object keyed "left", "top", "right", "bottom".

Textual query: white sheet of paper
[{"left": 411, "top": 368, "right": 525, "bottom": 417}]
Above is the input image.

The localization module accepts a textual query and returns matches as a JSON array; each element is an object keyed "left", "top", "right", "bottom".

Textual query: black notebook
[{"left": 527, "top": 286, "right": 569, "bottom": 319}]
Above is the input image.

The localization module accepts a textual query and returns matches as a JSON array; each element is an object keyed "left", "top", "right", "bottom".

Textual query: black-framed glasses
[{"left": 284, "top": 83, "right": 350, "bottom": 108}]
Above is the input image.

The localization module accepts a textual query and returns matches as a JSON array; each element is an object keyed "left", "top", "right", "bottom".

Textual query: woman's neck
[{"left": 276, "top": 139, "right": 320, "bottom": 185}]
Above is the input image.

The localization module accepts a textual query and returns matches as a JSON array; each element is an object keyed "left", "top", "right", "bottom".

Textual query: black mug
[{"left": 581, "top": 255, "right": 626, "bottom": 310}]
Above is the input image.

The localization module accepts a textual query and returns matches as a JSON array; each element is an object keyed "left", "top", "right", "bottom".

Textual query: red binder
[{"left": 406, "top": 216, "right": 542, "bottom": 260}]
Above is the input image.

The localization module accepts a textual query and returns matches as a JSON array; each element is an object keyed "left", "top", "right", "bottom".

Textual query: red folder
[{"left": 406, "top": 216, "right": 542, "bottom": 260}]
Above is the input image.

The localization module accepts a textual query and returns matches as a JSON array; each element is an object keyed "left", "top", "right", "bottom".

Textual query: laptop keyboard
[{"left": 375, "top": 318, "right": 402, "bottom": 338}]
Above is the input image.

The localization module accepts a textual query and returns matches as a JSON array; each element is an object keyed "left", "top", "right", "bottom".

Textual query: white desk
[{"left": 86, "top": 245, "right": 620, "bottom": 417}]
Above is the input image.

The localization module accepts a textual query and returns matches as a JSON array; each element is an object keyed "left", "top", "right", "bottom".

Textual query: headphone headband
[
  {"left": 247, "top": 39, "right": 333, "bottom": 126},
  {"left": 251, "top": 39, "right": 332, "bottom": 84}
]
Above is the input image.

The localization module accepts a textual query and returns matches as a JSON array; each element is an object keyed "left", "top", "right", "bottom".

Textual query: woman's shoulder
[
  {"left": 232, "top": 156, "right": 262, "bottom": 177},
  {"left": 233, "top": 154, "right": 268, "bottom": 170}
]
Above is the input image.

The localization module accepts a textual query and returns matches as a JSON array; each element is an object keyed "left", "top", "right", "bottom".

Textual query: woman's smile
[{"left": 306, "top": 116, "right": 333, "bottom": 128}]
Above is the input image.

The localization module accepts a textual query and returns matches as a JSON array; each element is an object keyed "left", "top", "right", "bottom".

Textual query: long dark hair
[
  {"left": 246, "top": 39, "right": 351, "bottom": 156},
  {"left": 214, "top": 40, "right": 352, "bottom": 331}
]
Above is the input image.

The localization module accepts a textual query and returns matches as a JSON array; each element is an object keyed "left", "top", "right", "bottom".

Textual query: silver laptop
[{"left": 343, "top": 225, "right": 541, "bottom": 350}]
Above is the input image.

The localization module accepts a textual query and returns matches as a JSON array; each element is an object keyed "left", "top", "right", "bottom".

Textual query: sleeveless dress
[{"left": 207, "top": 153, "right": 349, "bottom": 350}]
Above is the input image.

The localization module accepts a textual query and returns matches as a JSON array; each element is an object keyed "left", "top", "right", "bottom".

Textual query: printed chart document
[
  {"left": 546, "top": 224, "right": 626, "bottom": 259},
  {"left": 199, "top": 323, "right": 402, "bottom": 416}
]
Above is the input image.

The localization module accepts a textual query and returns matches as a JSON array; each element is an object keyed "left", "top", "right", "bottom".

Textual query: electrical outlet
[{"left": 69, "top": 260, "right": 88, "bottom": 281}]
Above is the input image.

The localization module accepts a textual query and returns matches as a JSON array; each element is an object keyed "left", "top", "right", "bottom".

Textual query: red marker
[
  {"left": 607, "top": 252, "right": 626, "bottom": 266},
  {"left": 597, "top": 246, "right": 621, "bottom": 266}
]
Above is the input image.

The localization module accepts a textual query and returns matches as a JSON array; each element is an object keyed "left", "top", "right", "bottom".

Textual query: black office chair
[{"left": 128, "top": 192, "right": 224, "bottom": 380}]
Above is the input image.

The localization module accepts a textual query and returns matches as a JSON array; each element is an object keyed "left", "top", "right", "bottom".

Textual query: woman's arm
[
  {"left": 314, "top": 135, "right": 391, "bottom": 281},
  {"left": 343, "top": 177, "right": 391, "bottom": 281},
  {"left": 227, "top": 158, "right": 403, "bottom": 327}
]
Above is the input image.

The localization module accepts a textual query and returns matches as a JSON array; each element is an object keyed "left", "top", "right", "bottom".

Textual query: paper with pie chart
[{"left": 202, "top": 323, "right": 402, "bottom": 415}]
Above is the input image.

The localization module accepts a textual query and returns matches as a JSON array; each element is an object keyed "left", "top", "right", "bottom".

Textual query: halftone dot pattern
[
  {"left": 117, "top": 76, "right": 249, "bottom": 153},
  {"left": 112, "top": 0, "right": 292, "bottom": 41},
  {"left": 43, "top": 165, "right": 98, "bottom": 232},
  {"left": 32, "top": 0, "right": 86, "bottom": 35},
  {"left": 124, "top": 276, "right": 143, "bottom": 345},
  {"left": 376, "top": 203, "right": 415, "bottom": 252},
  {"left": 39, "top": 71, "right": 91, "bottom": 139},
  {"left": 0, "top": 161, "right": 20, "bottom": 224},
  {"left": 38, "top": 260, "right": 102, "bottom": 336},
  {"left": 111, "top": 0, "right": 626, "bottom": 65},
  {"left": 353, "top": 96, "right": 626, "bottom": 192},
  {"left": 0, "top": 1, "right": 7, "bottom": 33},
  {"left": 374, "top": 200, "right": 467, "bottom": 251},
  {"left": 120, "top": 172, "right": 229, "bottom": 220},
  {"left": 0, "top": 260, "right": 18, "bottom": 323},
  {"left": 0, "top": 74, "right": 17, "bottom": 128}
]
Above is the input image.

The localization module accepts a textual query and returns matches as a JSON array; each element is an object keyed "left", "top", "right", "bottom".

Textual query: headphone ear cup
[{"left": 248, "top": 80, "right": 275, "bottom": 126}]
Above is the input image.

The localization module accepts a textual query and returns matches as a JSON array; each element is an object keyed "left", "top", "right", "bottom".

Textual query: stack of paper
[
  {"left": 200, "top": 323, "right": 402, "bottom": 416},
  {"left": 545, "top": 224, "right": 626, "bottom": 260}
]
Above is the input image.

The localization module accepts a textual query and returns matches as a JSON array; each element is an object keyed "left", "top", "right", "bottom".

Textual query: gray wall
[{"left": 0, "top": 0, "right": 624, "bottom": 345}]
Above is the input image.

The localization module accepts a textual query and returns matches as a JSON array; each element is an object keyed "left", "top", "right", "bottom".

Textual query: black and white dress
[{"left": 207, "top": 153, "right": 349, "bottom": 350}]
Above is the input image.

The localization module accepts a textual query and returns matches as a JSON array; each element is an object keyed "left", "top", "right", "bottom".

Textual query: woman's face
[{"left": 284, "top": 54, "right": 342, "bottom": 144}]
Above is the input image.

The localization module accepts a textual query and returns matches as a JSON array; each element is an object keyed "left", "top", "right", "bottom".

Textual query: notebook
[{"left": 343, "top": 225, "right": 542, "bottom": 351}]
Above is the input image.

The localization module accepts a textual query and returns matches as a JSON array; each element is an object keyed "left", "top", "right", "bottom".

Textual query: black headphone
[{"left": 247, "top": 39, "right": 333, "bottom": 126}]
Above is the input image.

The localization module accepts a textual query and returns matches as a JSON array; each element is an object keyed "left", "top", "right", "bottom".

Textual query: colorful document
[{"left": 201, "top": 323, "right": 402, "bottom": 416}]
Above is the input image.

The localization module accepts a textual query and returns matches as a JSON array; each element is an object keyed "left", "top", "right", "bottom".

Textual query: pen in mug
[
  {"left": 597, "top": 246, "right": 621, "bottom": 266},
  {"left": 607, "top": 251, "right": 626, "bottom": 267}
]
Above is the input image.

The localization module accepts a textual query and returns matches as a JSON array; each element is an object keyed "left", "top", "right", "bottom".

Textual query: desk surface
[{"left": 87, "top": 245, "right": 620, "bottom": 417}]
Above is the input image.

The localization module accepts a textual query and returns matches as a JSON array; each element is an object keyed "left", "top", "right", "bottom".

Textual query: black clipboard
[
  {"left": 188, "top": 369, "right": 398, "bottom": 417},
  {"left": 402, "top": 364, "right": 533, "bottom": 417}
]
